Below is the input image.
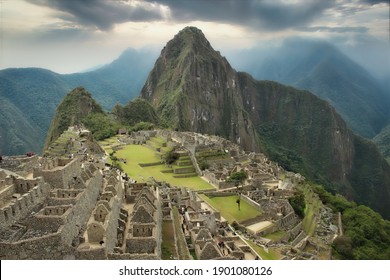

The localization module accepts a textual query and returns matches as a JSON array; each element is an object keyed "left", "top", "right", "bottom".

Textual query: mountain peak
[
  {"left": 179, "top": 26, "right": 204, "bottom": 35},
  {"left": 44, "top": 87, "right": 103, "bottom": 149},
  {"left": 162, "top": 26, "right": 214, "bottom": 58}
]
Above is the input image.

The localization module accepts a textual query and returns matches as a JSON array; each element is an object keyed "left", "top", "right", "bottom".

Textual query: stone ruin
[{"left": 0, "top": 128, "right": 336, "bottom": 260}]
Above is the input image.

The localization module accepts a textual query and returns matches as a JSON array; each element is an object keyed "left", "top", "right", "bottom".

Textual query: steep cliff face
[
  {"left": 237, "top": 73, "right": 354, "bottom": 187},
  {"left": 141, "top": 26, "right": 390, "bottom": 218},
  {"left": 374, "top": 125, "right": 390, "bottom": 163},
  {"left": 141, "top": 27, "right": 261, "bottom": 152}
]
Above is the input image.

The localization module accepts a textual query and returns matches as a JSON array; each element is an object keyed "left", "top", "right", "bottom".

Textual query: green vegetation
[
  {"left": 109, "top": 151, "right": 123, "bottom": 172},
  {"left": 335, "top": 205, "right": 390, "bottom": 260},
  {"left": 373, "top": 125, "right": 390, "bottom": 164},
  {"left": 82, "top": 113, "right": 120, "bottom": 141},
  {"left": 350, "top": 136, "right": 390, "bottom": 218},
  {"left": 258, "top": 108, "right": 390, "bottom": 219},
  {"left": 196, "top": 149, "right": 230, "bottom": 171},
  {"left": 164, "top": 148, "right": 179, "bottom": 164},
  {"left": 227, "top": 171, "right": 247, "bottom": 186},
  {"left": 44, "top": 87, "right": 104, "bottom": 149},
  {"left": 263, "top": 231, "right": 286, "bottom": 242},
  {"left": 199, "top": 194, "right": 261, "bottom": 223},
  {"left": 198, "top": 160, "right": 210, "bottom": 171},
  {"left": 130, "top": 121, "right": 155, "bottom": 132},
  {"left": 302, "top": 186, "right": 321, "bottom": 236},
  {"left": 0, "top": 97, "right": 43, "bottom": 155},
  {"left": 288, "top": 190, "right": 305, "bottom": 218},
  {"left": 245, "top": 239, "right": 281, "bottom": 260},
  {"left": 161, "top": 221, "right": 176, "bottom": 260},
  {"left": 112, "top": 97, "right": 159, "bottom": 126},
  {"left": 249, "top": 39, "right": 390, "bottom": 139},
  {"left": 309, "top": 184, "right": 390, "bottom": 259},
  {"left": 139, "top": 25, "right": 390, "bottom": 221},
  {"left": 0, "top": 48, "right": 156, "bottom": 155},
  {"left": 101, "top": 138, "right": 214, "bottom": 191}
]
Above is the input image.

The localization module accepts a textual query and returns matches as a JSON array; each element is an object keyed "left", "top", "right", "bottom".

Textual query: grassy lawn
[
  {"left": 147, "top": 137, "right": 171, "bottom": 153},
  {"left": 100, "top": 136, "right": 121, "bottom": 147},
  {"left": 303, "top": 187, "right": 321, "bottom": 236},
  {"left": 99, "top": 136, "right": 122, "bottom": 157},
  {"left": 161, "top": 221, "right": 176, "bottom": 260},
  {"left": 199, "top": 194, "right": 261, "bottom": 223},
  {"left": 245, "top": 239, "right": 281, "bottom": 260},
  {"left": 102, "top": 143, "right": 214, "bottom": 191},
  {"left": 263, "top": 230, "right": 286, "bottom": 241}
]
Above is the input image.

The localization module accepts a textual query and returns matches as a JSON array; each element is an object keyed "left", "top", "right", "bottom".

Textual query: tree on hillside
[
  {"left": 164, "top": 148, "right": 178, "bottom": 165},
  {"left": 288, "top": 190, "right": 305, "bottom": 218},
  {"left": 227, "top": 171, "right": 247, "bottom": 211},
  {"left": 227, "top": 171, "right": 247, "bottom": 187}
]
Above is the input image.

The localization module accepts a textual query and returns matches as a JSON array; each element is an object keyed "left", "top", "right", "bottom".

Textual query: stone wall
[
  {"left": 279, "top": 211, "right": 298, "bottom": 229},
  {"left": 33, "top": 158, "right": 81, "bottom": 189},
  {"left": 288, "top": 222, "right": 302, "bottom": 241},
  {"left": 107, "top": 253, "right": 159, "bottom": 260},
  {"left": 126, "top": 237, "right": 156, "bottom": 254},
  {"left": 76, "top": 246, "right": 106, "bottom": 260},
  {"left": 206, "top": 192, "right": 235, "bottom": 197},
  {"left": 291, "top": 230, "right": 306, "bottom": 247},
  {"left": 14, "top": 177, "right": 43, "bottom": 194},
  {"left": 27, "top": 214, "right": 66, "bottom": 232},
  {"left": 241, "top": 194, "right": 262, "bottom": 211},
  {"left": 138, "top": 162, "right": 164, "bottom": 167},
  {"left": 104, "top": 186, "right": 122, "bottom": 254},
  {"left": 218, "top": 181, "right": 236, "bottom": 189},
  {"left": 0, "top": 167, "right": 104, "bottom": 259},
  {"left": 0, "top": 232, "right": 71, "bottom": 260},
  {"left": 0, "top": 184, "right": 15, "bottom": 206},
  {"left": 173, "top": 167, "right": 195, "bottom": 174},
  {"left": 0, "top": 155, "right": 39, "bottom": 175},
  {"left": 60, "top": 170, "right": 103, "bottom": 247},
  {"left": 0, "top": 182, "right": 50, "bottom": 228},
  {"left": 47, "top": 189, "right": 83, "bottom": 206}
]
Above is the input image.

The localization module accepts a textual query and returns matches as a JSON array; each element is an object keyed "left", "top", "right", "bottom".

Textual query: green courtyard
[
  {"left": 100, "top": 137, "right": 215, "bottom": 191},
  {"left": 199, "top": 194, "right": 261, "bottom": 223}
]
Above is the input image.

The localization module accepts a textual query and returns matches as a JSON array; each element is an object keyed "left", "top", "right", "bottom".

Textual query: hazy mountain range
[
  {"left": 0, "top": 30, "right": 389, "bottom": 157},
  {"left": 0, "top": 48, "right": 157, "bottom": 155},
  {"left": 228, "top": 39, "right": 390, "bottom": 138}
]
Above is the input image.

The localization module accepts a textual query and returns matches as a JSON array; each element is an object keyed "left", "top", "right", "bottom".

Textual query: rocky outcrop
[{"left": 141, "top": 27, "right": 261, "bottom": 152}]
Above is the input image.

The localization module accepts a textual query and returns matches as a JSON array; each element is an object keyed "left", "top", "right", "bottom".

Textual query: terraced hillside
[{"left": 100, "top": 136, "right": 215, "bottom": 191}]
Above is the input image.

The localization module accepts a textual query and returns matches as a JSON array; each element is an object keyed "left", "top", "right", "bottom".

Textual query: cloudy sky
[{"left": 0, "top": 0, "right": 389, "bottom": 74}]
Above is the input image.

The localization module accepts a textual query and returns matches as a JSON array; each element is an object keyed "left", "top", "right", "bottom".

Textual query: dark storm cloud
[
  {"left": 298, "top": 26, "right": 369, "bottom": 33},
  {"left": 27, "top": 0, "right": 338, "bottom": 31},
  {"left": 26, "top": 0, "right": 387, "bottom": 32},
  {"left": 27, "top": 0, "right": 164, "bottom": 30},
  {"left": 360, "top": 0, "right": 389, "bottom": 4},
  {"left": 146, "top": 0, "right": 336, "bottom": 30}
]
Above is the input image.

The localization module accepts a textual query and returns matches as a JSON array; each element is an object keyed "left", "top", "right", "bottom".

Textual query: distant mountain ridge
[
  {"left": 141, "top": 26, "right": 390, "bottom": 219},
  {"left": 229, "top": 39, "right": 390, "bottom": 139},
  {"left": 0, "top": 48, "right": 157, "bottom": 155}
]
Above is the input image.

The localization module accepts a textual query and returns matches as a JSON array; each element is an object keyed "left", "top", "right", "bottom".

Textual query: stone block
[{"left": 0, "top": 210, "right": 5, "bottom": 223}]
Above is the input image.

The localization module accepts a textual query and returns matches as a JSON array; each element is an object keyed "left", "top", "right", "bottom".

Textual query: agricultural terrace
[
  {"left": 199, "top": 194, "right": 261, "bottom": 224},
  {"left": 245, "top": 239, "right": 281, "bottom": 260},
  {"left": 100, "top": 136, "right": 215, "bottom": 191},
  {"left": 303, "top": 186, "right": 322, "bottom": 236}
]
